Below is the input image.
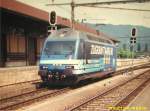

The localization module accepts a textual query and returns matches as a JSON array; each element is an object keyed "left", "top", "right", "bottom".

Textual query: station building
[{"left": 0, "top": 0, "right": 118, "bottom": 67}]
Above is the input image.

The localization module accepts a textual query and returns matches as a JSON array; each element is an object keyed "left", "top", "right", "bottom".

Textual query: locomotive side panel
[{"left": 74, "top": 40, "right": 116, "bottom": 81}]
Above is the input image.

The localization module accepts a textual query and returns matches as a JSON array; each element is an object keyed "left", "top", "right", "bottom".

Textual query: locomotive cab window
[{"left": 41, "top": 41, "right": 76, "bottom": 60}]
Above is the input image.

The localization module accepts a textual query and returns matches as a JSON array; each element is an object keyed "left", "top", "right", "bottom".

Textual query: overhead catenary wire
[
  {"left": 81, "top": 5, "right": 150, "bottom": 12},
  {"left": 75, "top": 0, "right": 150, "bottom": 6},
  {"left": 46, "top": 0, "right": 150, "bottom": 6},
  {"left": 46, "top": 0, "right": 150, "bottom": 29}
]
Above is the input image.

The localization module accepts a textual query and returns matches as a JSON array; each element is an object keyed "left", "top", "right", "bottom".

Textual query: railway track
[
  {"left": 0, "top": 79, "right": 41, "bottom": 88},
  {"left": 68, "top": 69, "right": 150, "bottom": 111},
  {"left": 0, "top": 87, "right": 70, "bottom": 110},
  {"left": 0, "top": 63, "right": 149, "bottom": 110},
  {"left": 0, "top": 79, "right": 42, "bottom": 101}
]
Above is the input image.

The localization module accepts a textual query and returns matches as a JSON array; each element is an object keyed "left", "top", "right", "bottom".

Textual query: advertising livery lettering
[{"left": 90, "top": 44, "right": 113, "bottom": 56}]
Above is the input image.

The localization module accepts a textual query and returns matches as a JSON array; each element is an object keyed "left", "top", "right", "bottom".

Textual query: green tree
[{"left": 117, "top": 49, "right": 135, "bottom": 58}]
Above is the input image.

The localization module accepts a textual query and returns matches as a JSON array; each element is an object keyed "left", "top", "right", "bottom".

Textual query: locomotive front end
[
  {"left": 38, "top": 64, "right": 78, "bottom": 85},
  {"left": 38, "top": 32, "right": 79, "bottom": 85}
]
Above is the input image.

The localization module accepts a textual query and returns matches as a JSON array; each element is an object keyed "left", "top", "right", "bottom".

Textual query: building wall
[
  {"left": 1, "top": 8, "right": 47, "bottom": 67},
  {"left": 0, "top": 42, "right": 1, "bottom": 66},
  {"left": 0, "top": 28, "right": 7, "bottom": 67},
  {"left": 0, "top": 33, "right": 2, "bottom": 67}
]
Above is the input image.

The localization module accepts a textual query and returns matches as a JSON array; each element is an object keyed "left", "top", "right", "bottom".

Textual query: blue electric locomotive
[{"left": 38, "top": 28, "right": 117, "bottom": 85}]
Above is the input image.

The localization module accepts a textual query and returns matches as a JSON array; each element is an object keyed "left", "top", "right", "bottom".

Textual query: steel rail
[
  {"left": 68, "top": 69, "right": 150, "bottom": 111},
  {"left": 111, "top": 74, "right": 150, "bottom": 110},
  {"left": 0, "top": 87, "right": 70, "bottom": 110},
  {"left": 0, "top": 79, "right": 41, "bottom": 88}
]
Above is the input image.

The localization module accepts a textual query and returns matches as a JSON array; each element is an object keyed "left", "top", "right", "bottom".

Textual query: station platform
[
  {"left": 0, "top": 66, "right": 40, "bottom": 86},
  {"left": 125, "top": 82, "right": 150, "bottom": 111}
]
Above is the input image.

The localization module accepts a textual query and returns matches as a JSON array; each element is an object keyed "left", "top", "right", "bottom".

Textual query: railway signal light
[
  {"left": 131, "top": 28, "right": 136, "bottom": 37},
  {"left": 49, "top": 11, "right": 56, "bottom": 25},
  {"left": 47, "top": 25, "right": 57, "bottom": 34},
  {"left": 131, "top": 27, "right": 137, "bottom": 37},
  {"left": 130, "top": 28, "right": 137, "bottom": 44},
  {"left": 130, "top": 37, "right": 136, "bottom": 44}
]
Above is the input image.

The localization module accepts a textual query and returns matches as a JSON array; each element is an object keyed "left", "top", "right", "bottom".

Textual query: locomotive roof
[{"left": 48, "top": 28, "right": 118, "bottom": 44}]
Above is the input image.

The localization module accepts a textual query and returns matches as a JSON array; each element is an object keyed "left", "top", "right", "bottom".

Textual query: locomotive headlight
[
  {"left": 48, "top": 74, "right": 53, "bottom": 78},
  {"left": 65, "top": 65, "right": 74, "bottom": 69},
  {"left": 40, "top": 65, "right": 48, "bottom": 70},
  {"left": 43, "top": 66, "right": 48, "bottom": 69}
]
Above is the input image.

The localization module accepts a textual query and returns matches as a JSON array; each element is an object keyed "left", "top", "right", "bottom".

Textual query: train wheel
[{"left": 36, "top": 82, "right": 47, "bottom": 89}]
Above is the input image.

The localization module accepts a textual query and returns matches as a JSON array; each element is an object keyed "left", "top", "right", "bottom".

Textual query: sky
[{"left": 16, "top": 0, "right": 150, "bottom": 28}]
